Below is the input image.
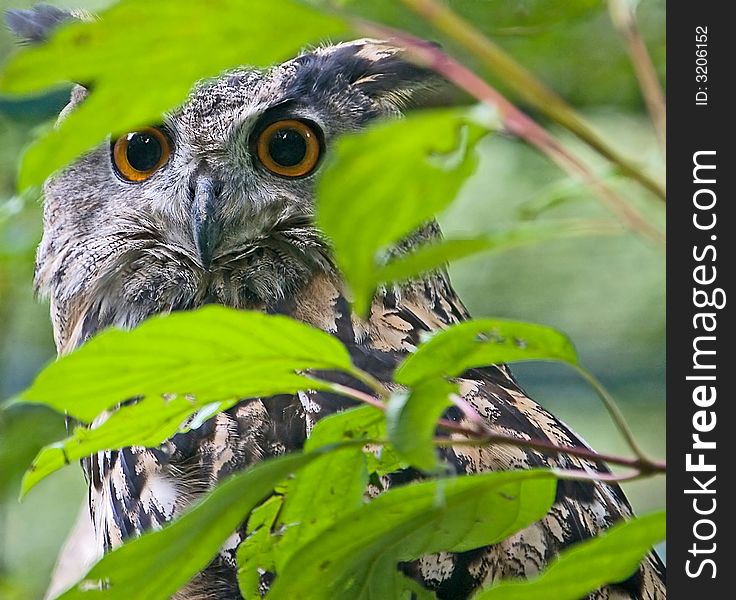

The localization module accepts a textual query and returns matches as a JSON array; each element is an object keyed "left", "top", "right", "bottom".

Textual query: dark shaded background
[{"left": 0, "top": 1, "right": 665, "bottom": 597}]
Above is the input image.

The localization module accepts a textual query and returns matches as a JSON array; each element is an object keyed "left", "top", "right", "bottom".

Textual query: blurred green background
[{"left": 0, "top": 1, "right": 665, "bottom": 598}]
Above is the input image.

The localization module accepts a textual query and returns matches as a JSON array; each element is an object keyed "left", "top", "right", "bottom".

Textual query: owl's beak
[{"left": 190, "top": 176, "right": 220, "bottom": 268}]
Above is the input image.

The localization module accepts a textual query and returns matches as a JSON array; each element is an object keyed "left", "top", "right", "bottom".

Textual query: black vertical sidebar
[{"left": 667, "top": 2, "right": 733, "bottom": 598}]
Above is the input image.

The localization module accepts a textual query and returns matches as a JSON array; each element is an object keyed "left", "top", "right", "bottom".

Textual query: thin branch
[
  {"left": 329, "top": 374, "right": 666, "bottom": 477},
  {"left": 433, "top": 424, "right": 666, "bottom": 475},
  {"left": 327, "top": 382, "right": 386, "bottom": 410},
  {"left": 448, "top": 393, "right": 489, "bottom": 434},
  {"left": 571, "top": 364, "right": 652, "bottom": 463},
  {"left": 552, "top": 467, "right": 649, "bottom": 484},
  {"left": 398, "top": 0, "right": 666, "bottom": 200},
  {"left": 354, "top": 20, "right": 665, "bottom": 245},
  {"left": 347, "top": 367, "right": 389, "bottom": 400},
  {"left": 608, "top": 0, "right": 666, "bottom": 150}
]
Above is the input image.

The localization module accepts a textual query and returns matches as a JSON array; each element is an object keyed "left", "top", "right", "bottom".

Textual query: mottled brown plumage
[{"left": 8, "top": 5, "right": 665, "bottom": 599}]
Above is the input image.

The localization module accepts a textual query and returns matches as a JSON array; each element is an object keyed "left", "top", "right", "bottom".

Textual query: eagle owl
[{"left": 8, "top": 6, "right": 665, "bottom": 600}]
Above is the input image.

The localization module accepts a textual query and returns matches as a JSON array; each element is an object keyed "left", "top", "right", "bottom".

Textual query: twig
[
  {"left": 329, "top": 375, "right": 666, "bottom": 477},
  {"left": 327, "top": 382, "right": 386, "bottom": 410},
  {"left": 347, "top": 367, "right": 389, "bottom": 400},
  {"left": 398, "top": 0, "right": 666, "bottom": 200},
  {"left": 608, "top": 0, "right": 666, "bottom": 150},
  {"left": 571, "top": 364, "right": 651, "bottom": 463},
  {"left": 552, "top": 467, "right": 648, "bottom": 484},
  {"left": 449, "top": 393, "right": 489, "bottom": 434},
  {"left": 354, "top": 20, "right": 665, "bottom": 245},
  {"left": 433, "top": 422, "right": 666, "bottom": 475}
]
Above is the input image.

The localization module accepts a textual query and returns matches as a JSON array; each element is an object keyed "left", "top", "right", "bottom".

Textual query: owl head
[{"left": 7, "top": 7, "right": 446, "bottom": 353}]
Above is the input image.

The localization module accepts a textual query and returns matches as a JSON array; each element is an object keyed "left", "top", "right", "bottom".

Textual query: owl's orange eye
[
  {"left": 112, "top": 127, "right": 171, "bottom": 182},
  {"left": 256, "top": 119, "right": 322, "bottom": 178}
]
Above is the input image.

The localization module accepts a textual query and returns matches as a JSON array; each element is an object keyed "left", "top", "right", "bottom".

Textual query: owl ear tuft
[
  {"left": 321, "top": 38, "right": 455, "bottom": 110},
  {"left": 5, "top": 5, "right": 93, "bottom": 121},
  {"left": 4, "top": 4, "right": 88, "bottom": 45}
]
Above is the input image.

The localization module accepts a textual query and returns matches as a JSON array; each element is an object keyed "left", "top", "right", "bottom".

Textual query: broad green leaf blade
[
  {"left": 304, "top": 404, "right": 404, "bottom": 475},
  {"left": 20, "top": 305, "right": 353, "bottom": 422},
  {"left": 315, "top": 0, "right": 601, "bottom": 37},
  {"left": 395, "top": 318, "right": 578, "bottom": 386},
  {"left": 267, "top": 470, "right": 557, "bottom": 600},
  {"left": 274, "top": 447, "right": 368, "bottom": 569},
  {"left": 237, "top": 495, "right": 284, "bottom": 599},
  {"left": 375, "top": 220, "right": 623, "bottom": 285},
  {"left": 473, "top": 512, "right": 666, "bottom": 600},
  {"left": 20, "top": 397, "right": 236, "bottom": 496},
  {"left": 316, "top": 110, "right": 485, "bottom": 315},
  {"left": 238, "top": 407, "right": 385, "bottom": 591},
  {"left": 58, "top": 449, "right": 331, "bottom": 599},
  {"left": 305, "top": 404, "right": 385, "bottom": 450},
  {"left": 0, "top": 0, "right": 347, "bottom": 188},
  {"left": 376, "top": 237, "right": 500, "bottom": 285},
  {"left": 0, "top": 405, "right": 65, "bottom": 498},
  {"left": 23, "top": 372, "right": 388, "bottom": 496},
  {"left": 397, "top": 573, "right": 439, "bottom": 600},
  {"left": 385, "top": 380, "right": 454, "bottom": 471},
  {"left": 373, "top": 568, "right": 441, "bottom": 600}
]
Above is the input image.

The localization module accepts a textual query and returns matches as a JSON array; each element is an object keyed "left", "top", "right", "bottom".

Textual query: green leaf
[
  {"left": 375, "top": 220, "right": 623, "bottom": 285},
  {"left": 58, "top": 449, "right": 334, "bottom": 599},
  {"left": 303, "top": 404, "right": 405, "bottom": 476},
  {"left": 376, "top": 237, "right": 502, "bottom": 285},
  {"left": 273, "top": 447, "right": 368, "bottom": 569},
  {"left": 316, "top": 110, "right": 485, "bottom": 315},
  {"left": 20, "top": 305, "right": 353, "bottom": 422},
  {"left": 304, "top": 404, "right": 385, "bottom": 450},
  {"left": 20, "top": 397, "right": 237, "bottom": 496},
  {"left": 473, "top": 511, "right": 666, "bottom": 600},
  {"left": 386, "top": 380, "right": 454, "bottom": 471},
  {"left": 237, "top": 495, "right": 284, "bottom": 599},
  {"left": 321, "top": 0, "right": 602, "bottom": 37},
  {"left": 0, "top": 0, "right": 347, "bottom": 188},
  {"left": 395, "top": 318, "right": 578, "bottom": 386},
  {"left": 396, "top": 573, "right": 439, "bottom": 600},
  {"left": 238, "top": 406, "right": 380, "bottom": 589},
  {"left": 267, "top": 469, "right": 557, "bottom": 600},
  {"left": 0, "top": 405, "right": 65, "bottom": 498}
]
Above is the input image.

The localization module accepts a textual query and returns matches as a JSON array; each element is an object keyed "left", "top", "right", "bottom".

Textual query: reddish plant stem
[
  {"left": 553, "top": 467, "right": 645, "bottom": 484},
  {"left": 328, "top": 382, "right": 387, "bottom": 410},
  {"left": 400, "top": 0, "right": 665, "bottom": 200},
  {"left": 436, "top": 425, "right": 666, "bottom": 475},
  {"left": 328, "top": 382, "right": 667, "bottom": 477},
  {"left": 355, "top": 20, "right": 664, "bottom": 245},
  {"left": 608, "top": 0, "right": 666, "bottom": 150}
]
